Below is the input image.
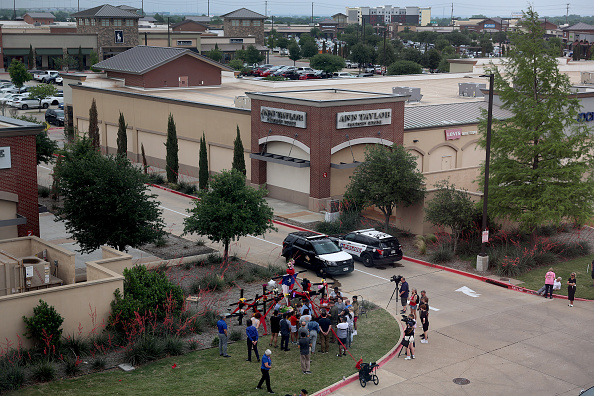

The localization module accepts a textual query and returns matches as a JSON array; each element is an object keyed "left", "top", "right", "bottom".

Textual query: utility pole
[
  {"left": 566, "top": 3, "right": 569, "bottom": 25},
  {"left": 142, "top": 0, "right": 144, "bottom": 17},
  {"left": 13, "top": 0, "right": 16, "bottom": 20},
  {"left": 450, "top": 3, "right": 454, "bottom": 27},
  {"left": 167, "top": 17, "right": 170, "bottom": 47},
  {"left": 265, "top": 1, "right": 267, "bottom": 17},
  {"left": 311, "top": 2, "right": 314, "bottom": 25}
]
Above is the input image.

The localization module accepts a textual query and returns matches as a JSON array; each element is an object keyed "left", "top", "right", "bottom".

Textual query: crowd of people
[{"left": 398, "top": 277, "right": 431, "bottom": 360}]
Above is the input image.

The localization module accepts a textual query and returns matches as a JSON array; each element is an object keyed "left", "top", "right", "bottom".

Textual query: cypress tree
[
  {"left": 116, "top": 112, "right": 127, "bottom": 156},
  {"left": 232, "top": 125, "right": 246, "bottom": 176},
  {"left": 165, "top": 113, "right": 179, "bottom": 184},
  {"left": 199, "top": 132, "right": 209, "bottom": 190},
  {"left": 141, "top": 143, "right": 148, "bottom": 174},
  {"left": 78, "top": 46, "right": 84, "bottom": 71},
  {"left": 88, "top": 99, "right": 100, "bottom": 150},
  {"left": 28, "top": 45, "right": 34, "bottom": 69}
]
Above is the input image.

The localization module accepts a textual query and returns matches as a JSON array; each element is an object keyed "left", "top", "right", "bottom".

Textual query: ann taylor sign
[
  {"left": 336, "top": 109, "right": 392, "bottom": 129},
  {"left": 260, "top": 107, "right": 306, "bottom": 128}
]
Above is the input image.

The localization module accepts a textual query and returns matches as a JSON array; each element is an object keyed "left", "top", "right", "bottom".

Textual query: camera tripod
[{"left": 386, "top": 283, "right": 400, "bottom": 311}]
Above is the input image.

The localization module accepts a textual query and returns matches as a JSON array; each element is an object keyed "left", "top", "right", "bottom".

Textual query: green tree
[
  {"left": 277, "top": 37, "right": 289, "bottom": 49},
  {"left": 15, "top": 114, "right": 58, "bottom": 164},
  {"left": 116, "top": 111, "right": 127, "bottom": 156},
  {"left": 298, "top": 33, "right": 315, "bottom": 46},
  {"left": 309, "top": 53, "right": 346, "bottom": 73},
  {"left": 425, "top": 181, "right": 476, "bottom": 252},
  {"left": 28, "top": 45, "right": 34, "bottom": 69},
  {"left": 376, "top": 42, "right": 396, "bottom": 67},
  {"left": 350, "top": 43, "right": 374, "bottom": 70},
  {"left": 7, "top": 59, "right": 32, "bottom": 88},
  {"left": 387, "top": 60, "right": 422, "bottom": 75},
  {"left": 89, "top": 50, "right": 100, "bottom": 72},
  {"left": 300, "top": 40, "right": 318, "bottom": 58},
  {"left": 22, "top": 300, "right": 64, "bottom": 348},
  {"left": 165, "top": 113, "right": 179, "bottom": 184},
  {"left": 206, "top": 44, "right": 223, "bottom": 62},
  {"left": 244, "top": 45, "right": 265, "bottom": 65},
  {"left": 345, "top": 144, "right": 425, "bottom": 231},
  {"left": 199, "top": 132, "right": 209, "bottom": 190},
  {"left": 88, "top": 98, "right": 100, "bottom": 149},
  {"left": 184, "top": 169, "right": 276, "bottom": 260},
  {"left": 53, "top": 137, "right": 165, "bottom": 253},
  {"left": 228, "top": 59, "right": 244, "bottom": 70},
  {"left": 423, "top": 48, "right": 442, "bottom": 70},
  {"left": 54, "top": 55, "right": 78, "bottom": 71},
  {"left": 478, "top": 7, "right": 594, "bottom": 235},
  {"left": 232, "top": 126, "right": 246, "bottom": 175},
  {"left": 78, "top": 46, "right": 84, "bottom": 70},
  {"left": 27, "top": 83, "right": 57, "bottom": 112},
  {"left": 288, "top": 42, "right": 302, "bottom": 65},
  {"left": 310, "top": 27, "right": 321, "bottom": 38}
]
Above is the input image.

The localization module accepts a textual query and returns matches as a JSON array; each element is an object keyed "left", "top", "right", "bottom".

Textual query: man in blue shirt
[
  {"left": 217, "top": 314, "right": 230, "bottom": 358},
  {"left": 256, "top": 349, "right": 274, "bottom": 394},
  {"left": 246, "top": 319, "right": 260, "bottom": 362},
  {"left": 399, "top": 277, "right": 409, "bottom": 314}
]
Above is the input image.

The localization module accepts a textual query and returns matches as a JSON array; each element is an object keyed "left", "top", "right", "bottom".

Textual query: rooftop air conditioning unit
[{"left": 581, "top": 72, "right": 594, "bottom": 84}]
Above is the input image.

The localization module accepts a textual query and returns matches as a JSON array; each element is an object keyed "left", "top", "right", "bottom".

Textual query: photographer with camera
[
  {"left": 401, "top": 314, "right": 415, "bottom": 360},
  {"left": 399, "top": 277, "right": 409, "bottom": 314}
]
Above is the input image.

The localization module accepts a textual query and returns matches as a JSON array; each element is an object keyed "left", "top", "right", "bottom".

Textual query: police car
[
  {"left": 281, "top": 232, "right": 354, "bottom": 277},
  {"left": 336, "top": 228, "right": 403, "bottom": 267}
]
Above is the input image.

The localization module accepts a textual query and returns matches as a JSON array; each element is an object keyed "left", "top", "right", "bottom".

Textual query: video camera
[
  {"left": 401, "top": 314, "right": 414, "bottom": 327},
  {"left": 390, "top": 275, "right": 402, "bottom": 284}
]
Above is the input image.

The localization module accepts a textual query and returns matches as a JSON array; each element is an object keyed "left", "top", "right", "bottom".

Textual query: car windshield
[
  {"left": 312, "top": 239, "right": 341, "bottom": 255},
  {"left": 379, "top": 238, "right": 399, "bottom": 249},
  {"left": 55, "top": 110, "right": 64, "bottom": 116}
]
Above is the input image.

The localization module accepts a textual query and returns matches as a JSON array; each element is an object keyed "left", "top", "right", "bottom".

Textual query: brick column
[
  {"left": 250, "top": 110, "right": 267, "bottom": 187},
  {"left": 0, "top": 25, "right": 4, "bottom": 71},
  {"left": 308, "top": 106, "right": 331, "bottom": 212}
]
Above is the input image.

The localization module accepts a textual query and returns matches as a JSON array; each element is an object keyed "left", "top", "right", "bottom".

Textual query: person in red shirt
[{"left": 290, "top": 311, "right": 299, "bottom": 344}]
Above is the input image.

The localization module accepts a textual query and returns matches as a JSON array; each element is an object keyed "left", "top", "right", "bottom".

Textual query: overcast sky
[{"left": 6, "top": 0, "right": 594, "bottom": 18}]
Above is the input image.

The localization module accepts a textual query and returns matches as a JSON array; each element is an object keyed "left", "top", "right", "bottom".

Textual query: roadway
[{"left": 36, "top": 163, "right": 594, "bottom": 395}]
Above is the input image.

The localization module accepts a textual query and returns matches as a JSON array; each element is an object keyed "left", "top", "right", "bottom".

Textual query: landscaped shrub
[
  {"left": 195, "top": 273, "right": 226, "bottom": 291},
  {"left": 551, "top": 241, "right": 591, "bottom": 258},
  {"left": 162, "top": 336, "right": 184, "bottom": 356},
  {"left": 108, "top": 265, "right": 184, "bottom": 332},
  {"left": 23, "top": 299, "right": 64, "bottom": 349},
  {"left": 430, "top": 243, "right": 454, "bottom": 263},
  {"left": 207, "top": 252, "right": 223, "bottom": 264},
  {"left": 229, "top": 329, "right": 242, "bottom": 342},
  {"left": 63, "top": 354, "right": 82, "bottom": 376},
  {"left": 178, "top": 180, "right": 198, "bottom": 195},
  {"left": 38, "top": 185, "right": 50, "bottom": 197},
  {"left": 125, "top": 334, "right": 164, "bottom": 366},
  {"left": 91, "top": 357, "right": 106, "bottom": 370},
  {"left": 32, "top": 361, "right": 56, "bottom": 382},
  {"left": 0, "top": 363, "right": 25, "bottom": 391},
  {"left": 187, "top": 339, "right": 198, "bottom": 351},
  {"left": 146, "top": 173, "right": 165, "bottom": 185},
  {"left": 61, "top": 333, "right": 90, "bottom": 357}
]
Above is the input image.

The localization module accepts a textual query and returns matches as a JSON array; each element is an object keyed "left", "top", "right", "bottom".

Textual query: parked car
[
  {"left": 47, "top": 94, "right": 64, "bottom": 106},
  {"left": 260, "top": 66, "right": 283, "bottom": 77},
  {"left": 42, "top": 71, "right": 62, "bottom": 84},
  {"left": 1, "top": 85, "right": 29, "bottom": 94},
  {"left": 280, "top": 48, "right": 288, "bottom": 55},
  {"left": 299, "top": 73, "right": 321, "bottom": 80},
  {"left": 34, "top": 70, "right": 59, "bottom": 81},
  {"left": 11, "top": 95, "right": 51, "bottom": 110},
  {"left": 281, "top": 232, "right": 354, "bottom": 277},
  {"left": 45, "top": 109, "right": 65, "bottom": 126},
  {"left": 345, "top": 61, "right": 358, "bottom": 69},
  {"left": 333, "top": 72, "right": 356, "bottom": 78},
  {"left": 0, "top": 93, "right": 26, "bottom": 106},
  {"left": 335, "top": 228, "right": 402, "bottom": 267},
  {"left": 281, "top": 71, "right": 301, "bottom": 80},
  {"left": 295, "top": 67, "right": 314, "bottom": 74}
]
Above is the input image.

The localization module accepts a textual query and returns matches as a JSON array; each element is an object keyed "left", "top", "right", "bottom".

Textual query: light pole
[{"left": 476, "top": 73, "right": 494, "bottom": 272}]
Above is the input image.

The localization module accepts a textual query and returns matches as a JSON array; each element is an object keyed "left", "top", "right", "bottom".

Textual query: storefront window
[
  {"left": 231, "top": 20, "right": 239, "bottom": 26},
  {"left": 85, "top": 18, "right": 89, "bottom": 25},
  {"left": 114, "top": 19, "right": 122, "bottom": 26},
  {"left": 102, "top": 19, "right": 109, "bottom": 26},
  {"left": 253, "top": 20, "right": 261, "bottom": 26},
  {"left": 242, "top": 20, "right": 250, "bottom": 26},
  {"left": 126, "top": 19, "right": 134, "bottom": 26}
]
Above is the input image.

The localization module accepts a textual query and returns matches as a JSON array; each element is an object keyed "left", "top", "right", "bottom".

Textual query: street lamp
[{"left": 476, "top": 73, "right": 494, "bottom": 272}]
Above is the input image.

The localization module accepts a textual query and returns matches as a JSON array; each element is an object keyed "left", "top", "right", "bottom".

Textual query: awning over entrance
[
  {"left": 67, "top": 48, "right": 94, "bottom": 55},
  {"left": 3, "top": 48, "right": 28, "bottom": 56},
  {"left": 35, "top": 48, "right": 64, "bottom": 56},
  {"left": 250, "top": 152, "right": 310, "bottom": 168}
]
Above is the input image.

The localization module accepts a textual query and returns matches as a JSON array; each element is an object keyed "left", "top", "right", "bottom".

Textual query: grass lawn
[
  {"left": 515, "top": 254, "right": 594, "bottom": 300},
  {"left": 14, "top": 308, "right": 397, "bottom": 396}
]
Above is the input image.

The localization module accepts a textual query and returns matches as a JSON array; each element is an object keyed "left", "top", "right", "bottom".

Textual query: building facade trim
[
  {"left": 258, "top": 135, "right": 311, "bottom": 154},
  {"left": 330, "top": 137, "right": 394, "bottom": 154}
]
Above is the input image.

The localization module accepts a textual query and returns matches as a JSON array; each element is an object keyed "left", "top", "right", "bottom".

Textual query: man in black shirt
[
  {"left": 317, "top": 310, "right": 332, "bottom": 354},
  {"left": 298, "top": 330, "right": 312, "bottom": 374},
  {"left": 399, "top": 277, "right": 409, "bottom": 314}
]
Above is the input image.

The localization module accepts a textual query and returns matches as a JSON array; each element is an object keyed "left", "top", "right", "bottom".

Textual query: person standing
[
  {"left": 409, "top": 289, "right": 419, "bottom": 321},
  {"left": 351, "top": 296, "right": 359, "bottom": 335},
  {"left": 256, "top": 349, "right": 275, "bottom": 394},
  {"left": 567, "top": 272, "right": 577, "bottom": 307},
  {"left": 544, "top": 268, "right": 556, "bottom": 299},
  {"left": 246, "top": 319, "right": 260, "bottom": 362},
  {"left": 399, "top": 277, "right": 409, "bottom": 314},
  {"left": 336, "top": 316, "right": 349, "bottom": 357},
  {"left": 280, "top": 313, "right": 291, "bottom": 351},
  {"left": 318, "top": 310, "right": 331, "bottom": 354},
  {"left": 269, "top": 310, "right": 281, "bottom": 348},
  {"left": 329, "top": 300, "right": 340, "bottom": 343},
  {"left": 307, "top": 317, "right": 319, "bottom": 355},
  {"left": 419, "top": 303, "right": 429, "bottom": 343},
  {"left": 217, "top": 314, "right": 231, "bottom": 358},
  {"left": 289, "top": 311, "right": 299, "bottom": 344},
  {"left": 403, "top": 321, "right": 415, "bottom": 360},
  {"left": 298, "top": 330, "right": 312, "bottom": 374}
]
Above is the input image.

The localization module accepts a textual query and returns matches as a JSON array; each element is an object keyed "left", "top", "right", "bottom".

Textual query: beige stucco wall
[
  {"left": 3, "top": 33, "right": 97, "bottom": 49},
  {"left": 0, "top": 198, "right": 18, "bottom": 240},
  {"left": 329, "top": 144, "right": 367, "bottom": 197},
  {"left": 71, "top": 87, "right": 251, "bottom": 180}
]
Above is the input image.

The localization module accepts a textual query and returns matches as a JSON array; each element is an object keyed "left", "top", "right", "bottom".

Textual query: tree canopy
[
  {"left": 183, "top": 169, "right": 276, "bottom": 260},
  {"left": 28, "top": 83, "right": 57, "bottom": 111},
  {"left": 345, "top": 144, "right": 426, "bottom": 230},
  {"left": 53, "top": 137, "right": 165, "bottom": 253},
  {"left": 309, "top": 54, "right": 346, "bottom": 73},
  {"left": 478, "top": 7, "right": 594, "bottom": 233},
  {"left": 288, "top": 42, "right": 302, "bottom": 65},
  {"left": 425, "top": 181, "right": 476, "bottom": 252},
  {"left": 387, "top": 60, "right": 422, "bottom": 75},
  {"left": 8, "top": 59, "right": 31, "bottom": 88}
]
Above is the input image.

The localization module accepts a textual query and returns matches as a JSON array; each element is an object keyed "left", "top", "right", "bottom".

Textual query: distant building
[
  {"left": 349, "top": 6, "right": 424, "bottom": 26},
  {"left": 23, "top": 12, "right": 55, "bottom": 25},
  {"left": 71, "top": 4, "right": 141, "bottom": 60},
  {"left": 172, "top": 19, "right": 208, "bottom": 32},
  {"left": 221, "top": 8, "right": 266, "bottom": 45},
  {"left": 562, "top": 22, "right": 594, "bottom": 41}
]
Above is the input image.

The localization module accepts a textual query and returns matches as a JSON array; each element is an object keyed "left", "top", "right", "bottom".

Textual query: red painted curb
[{"left": 147, "top": 183, "right": 198, "bottom": 200}]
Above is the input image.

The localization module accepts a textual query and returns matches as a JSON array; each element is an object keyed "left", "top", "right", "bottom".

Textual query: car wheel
[
  {"left": 42, "top": 103, "right": 49, "bottom": 109},
  {"left": 316, "top": 267, "right": 326, "bottom": 278},
  {"left": 21, "top": 104, "right": 28, "bottom": 110},
  {"left": 362, "top": 254, "right": 374, "bottom": 267},
  {"left": 52, "top": 100, "right": 58, "bottom": 105}
]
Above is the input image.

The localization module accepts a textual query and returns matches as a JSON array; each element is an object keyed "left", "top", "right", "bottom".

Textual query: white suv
[
  {"left": 336, "top": 228, "right": 403, "bottom": 267},
  {"left": 11, "top": 95, "right": 52, "bottom": 110},
  {"left": 34, "top": 70, "right": 59, "bottom": 81}
]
